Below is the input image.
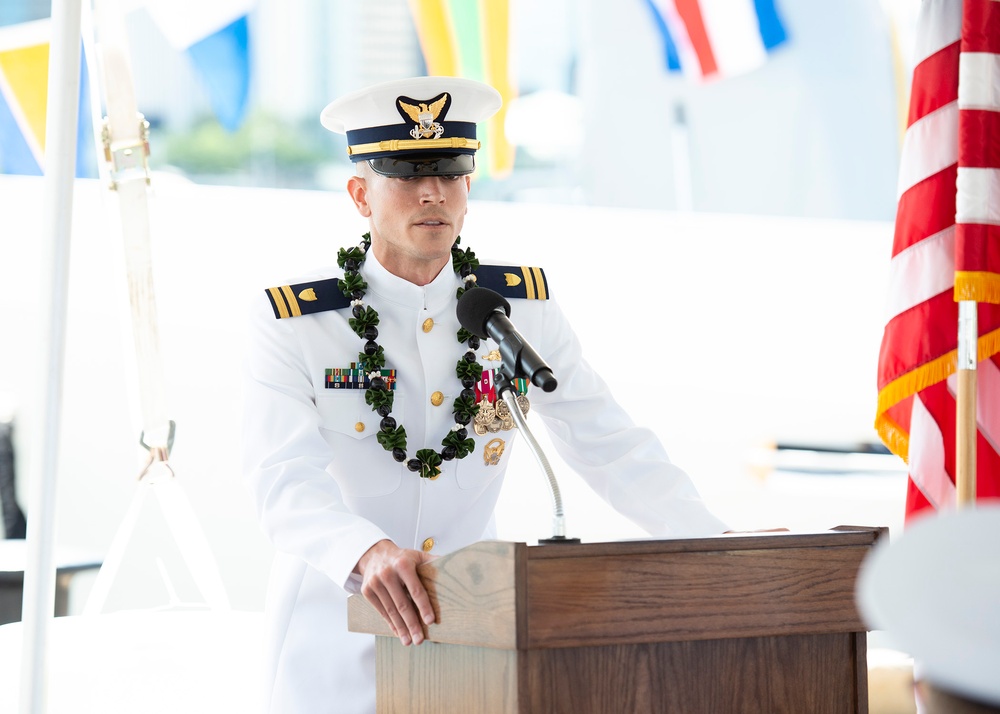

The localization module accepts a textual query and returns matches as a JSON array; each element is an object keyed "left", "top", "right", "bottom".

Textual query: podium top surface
[
  {"left": 349, "top": 527, "right": 887, "bottom": 651},
  {"left": 523, "top": 526, "right": 883, "bottom": 557}
]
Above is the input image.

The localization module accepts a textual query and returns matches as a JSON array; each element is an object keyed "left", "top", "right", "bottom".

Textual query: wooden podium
[{"left": 348, "top": 527, "right": 886, "bottom": 714}]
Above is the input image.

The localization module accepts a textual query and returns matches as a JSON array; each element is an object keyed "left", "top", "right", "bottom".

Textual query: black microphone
[{"left": 456, "top": 287, "right": 558, "bottom": 392}]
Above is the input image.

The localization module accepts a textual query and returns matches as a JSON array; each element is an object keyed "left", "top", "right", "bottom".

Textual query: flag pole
[
  {"left": 956, "top": 300, "right": 977, "bottom": 506},
  {"left": 19, "top": 1, "right": 83, "bottom": 712}
]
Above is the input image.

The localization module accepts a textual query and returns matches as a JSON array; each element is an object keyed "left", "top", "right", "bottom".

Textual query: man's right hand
[{"left": 355, "top": 539, "right": 437, "bottom": 646}]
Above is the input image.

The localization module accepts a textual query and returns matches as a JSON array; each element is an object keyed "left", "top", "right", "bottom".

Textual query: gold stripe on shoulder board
[
  {"left": 518, "top": 266, "right": 546, "bottom": 299},
  {"left": 520, "top": 267, "right": 534, "bottom": 299},
  {"left": 268, "top": 287, "right": 290, "bottom": 319},
  {"left": 280, "top": 285, "right": 303, "bottom": 317},
  {"left": 531, "top": 267, "right": 547, "bottom": 299}
]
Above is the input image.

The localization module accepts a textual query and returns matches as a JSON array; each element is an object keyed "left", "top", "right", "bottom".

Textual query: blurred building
[{"left": 6, "top": 0, "right": 902, "bottom": 217}]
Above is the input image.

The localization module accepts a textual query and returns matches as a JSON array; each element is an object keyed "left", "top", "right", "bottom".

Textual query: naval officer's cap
[
  {"left": 857, "top": 505, "right": 1000, "bottom": 708},
  {"left": 320, "top": 76, "right": 502, "bottom": 177}
]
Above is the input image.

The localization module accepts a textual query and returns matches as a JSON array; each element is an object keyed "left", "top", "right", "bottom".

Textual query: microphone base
[{"left": 537, "top": 535, "right": 582, "bottom": 545}]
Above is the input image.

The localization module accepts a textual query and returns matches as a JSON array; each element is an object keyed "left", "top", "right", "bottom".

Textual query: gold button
[
  {"left": 422, "top": 318, "right": 434, "bottom": 333},
  {"left": 422, "top": 537, "right": 435, "bottom": 552},
  {"left": 354, "top": 422, "right": 365, "bottom": 433},
  {"left": 430, "top": 391, "right": 444, "bottom": 406}
]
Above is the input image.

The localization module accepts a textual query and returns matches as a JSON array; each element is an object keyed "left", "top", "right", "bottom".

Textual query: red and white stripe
[{"left": 877, "top": 0, "right": 1000, "bottom": 522}]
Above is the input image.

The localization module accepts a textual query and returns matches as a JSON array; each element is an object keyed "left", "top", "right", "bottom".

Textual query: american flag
[{"left": 876, "top": 0, "right": 1000, "bottom": 522}]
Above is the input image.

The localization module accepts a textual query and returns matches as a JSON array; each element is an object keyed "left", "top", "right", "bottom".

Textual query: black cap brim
[{"left": 367, "top": 154, "right": 475, "bottom": 177}]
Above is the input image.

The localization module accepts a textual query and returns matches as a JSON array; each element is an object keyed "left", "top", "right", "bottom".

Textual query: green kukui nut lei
[{"left": 338, "top": 233, "right": 483, "bottom": 479}]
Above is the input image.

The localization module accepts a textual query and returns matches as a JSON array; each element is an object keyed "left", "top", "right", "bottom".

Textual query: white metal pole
[
  {"left": 670, "top": 102, "right": 694, "bottom": 212},
  {"left": 19, "top": 1, "right": 83, "bottom": 712}
]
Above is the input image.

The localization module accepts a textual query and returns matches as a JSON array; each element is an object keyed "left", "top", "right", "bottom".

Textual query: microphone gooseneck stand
[
  {"left": 456, "top": 287, "right": 579, "bottom": 543},
  {"left": 493, "top": 371, "right": 580, "bottom": 545}
]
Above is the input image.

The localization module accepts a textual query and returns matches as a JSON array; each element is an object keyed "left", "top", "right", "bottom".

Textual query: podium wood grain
[{"left": 349, "top": 528, "right": 885, "bottom": 713}]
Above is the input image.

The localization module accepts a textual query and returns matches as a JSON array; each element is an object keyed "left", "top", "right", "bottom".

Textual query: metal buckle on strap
[
  {"left": 101, "top": 113, "right": 151, "bottom": 190},
  {"left": 138, "top": 420, "right": 176, "bottom": 481},
  {"left": 139, "top": 419, "right": 175, "bottom": 455}
]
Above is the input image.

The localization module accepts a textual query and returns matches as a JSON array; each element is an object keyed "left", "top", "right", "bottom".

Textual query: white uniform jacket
[{"left": 242, "top": 249, "right": 727, "bottom": 714}]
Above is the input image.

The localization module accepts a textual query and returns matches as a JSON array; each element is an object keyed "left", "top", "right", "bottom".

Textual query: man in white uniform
[{"left": 243, "top": 76, "right": 728, "bottom": 714}]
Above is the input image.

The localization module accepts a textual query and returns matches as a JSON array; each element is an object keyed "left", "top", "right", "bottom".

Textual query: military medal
[
  {"left": 514, "top": 377, "right": 530, "bottom": 417},
  {"left": 494, "top": 399, "right": 515, "bottom": 431},
  {"left": 473, "top": 393, "right": 530, "bottom": 433},
  {"left": 473, "top": 399, "right": 495, "bottom": 436},
  {"left": 474, "top": 368, "right": 531, "bottom": 434}
]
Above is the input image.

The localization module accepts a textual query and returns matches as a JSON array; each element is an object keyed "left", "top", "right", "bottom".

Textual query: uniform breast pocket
[{"left": 316, "top": 392, "right": 404, "bottom": 497}]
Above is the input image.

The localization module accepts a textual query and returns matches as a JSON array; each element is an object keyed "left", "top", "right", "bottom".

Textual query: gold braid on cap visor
[{"left": 347, "top": 137, "right": 481, "bottom": 156}]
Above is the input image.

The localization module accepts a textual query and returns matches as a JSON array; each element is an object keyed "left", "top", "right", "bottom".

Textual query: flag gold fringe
[
  {"left": 875, "top": 326, "right": 1000, "bottom": 461},
  {"left": 982, "top": 324, "right": 1000, "bottom": 363},
  {"left": 875, "top": 412, "right": 910, "bottom": 463},
  {"left": 954, "top": 271, "right": 1000, "bottom": 304},
  {"left": 877, "top": 350, "right": 957, "bottom": 417}
]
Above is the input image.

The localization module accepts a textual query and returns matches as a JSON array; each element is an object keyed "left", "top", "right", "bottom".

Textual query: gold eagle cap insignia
[
  {"left": 503, "top": 273, "right": 522, "bottom": 287},
  {"left": 397, "top": 92, "right": 449, "bottom": 140},
  {"left": 298, "top": 288, "right": 318, "bottom": 301}
]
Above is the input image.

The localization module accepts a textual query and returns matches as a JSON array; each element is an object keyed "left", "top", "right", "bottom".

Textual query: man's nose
[{"left": 418, "top": 177, "right": 448, "bottom": 202}]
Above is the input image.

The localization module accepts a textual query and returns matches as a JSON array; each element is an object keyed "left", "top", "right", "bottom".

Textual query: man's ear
[{"left": 347, "top": 174, "right": 371, "bottom": 217}]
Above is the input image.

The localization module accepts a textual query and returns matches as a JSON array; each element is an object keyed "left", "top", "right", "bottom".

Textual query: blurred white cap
[{"left": 856, "top": 505, "right": 1000, "bottom": 705}]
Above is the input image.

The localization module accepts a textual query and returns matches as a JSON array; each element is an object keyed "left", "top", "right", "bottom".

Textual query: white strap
[
  {"left": 84, "top": 0, "right": 231, "bottom": 614},
  {"left": 94, "top": 0, "right": 170, "bottom": 445}
]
